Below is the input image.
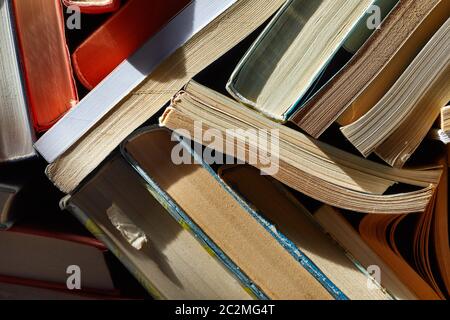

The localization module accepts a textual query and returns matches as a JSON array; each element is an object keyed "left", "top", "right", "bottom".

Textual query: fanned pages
[
  {"left": 341, "top": 18, "right": 450, "bottom": 167},
  {"left": 432, "top": 154, "right": 450, "bottom": 296},
  {"left": 313, "top": 206, "right": 419, "bottom": 300},
  {"left": 226, "top": 0, "right": 375, "bottom": 121},
  {"left": 39, "top": 0, "right": 285, "bottom": 193},
  {"left": 0, "top": 0, "right": 35, "bottom": 162},
  {"left": 409, "top": 152, "right": 450, "bottom": 298},
  {"left": 159, "top": 81, "right": 441, "bottom": 213},
  {"left": 12, "top": 0, "right": 78, "bottom": 132},
  {"left": 291, "top": 0, "right": 448, "bottom": 138},
  {"left": 359, "top": 214, "right": 441, "bottom": 299}
]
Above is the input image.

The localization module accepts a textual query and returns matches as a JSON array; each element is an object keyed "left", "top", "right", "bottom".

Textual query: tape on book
[{"left": 106, "top": 204, "right": 147, "bottom": 250}]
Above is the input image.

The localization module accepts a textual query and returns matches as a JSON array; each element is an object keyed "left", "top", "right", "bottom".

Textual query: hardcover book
[
  {"left": 12, "top": 0, "right": 78, "bottom": 132},
  {"left": 0, "top": 0, "right": 35, "bottom": 162},
  {"left": 65, "top": 126, "right": 391, "bottom": 299}
]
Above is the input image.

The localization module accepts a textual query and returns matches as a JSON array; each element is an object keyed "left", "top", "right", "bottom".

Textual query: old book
[
  {"left": 65, "top": 154, "right": 253, "bottom": 300},
  {"left": 72, "top": 0, "right": 190, "bottom": 89},
  {"left": 291, "top": 0, "right": 448, "bottom": 138},
  {"left": 406, "top": 151, "right": 450, "bottom": 299},
  {"left": 358, "top": 214, "right": 442, "bottom": 300},
  {"left": 122, "top": 127, "right": 339, "bottom": 299},
  {"left": 314, "top": 206, "right": 441, "bottom": 300},
  {"left": 35, "top": 0, "right": 285, "bottom": 193},
  {"left": 160, "top": 81, "right": 441, "bottom": 214},
  {"left": 0, "top": 0, "right": 35, "bottom": 162},
  {"left": 12, "top": 0, "right": 78, "bottom": 132},
  {"left": 226, "top": 0, "right": 385, "bottom": 121},
  {"left": 218, "top": 165, "right": 391, "bottom": 300},
  {"left": 340, "top": 18, "right": 450, "bottom": 167},
  {"left": 65, "top": 126, "right": 392, "bottom": 299},
  {"left": 62, "top": 0, "right": 121, "bottom": 14}
]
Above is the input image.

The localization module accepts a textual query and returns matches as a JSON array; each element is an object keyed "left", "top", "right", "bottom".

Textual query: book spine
[
  {"left": 12, "top": 0, "right": 78, "bottom": 132},
  {"left": 61, "top": 196, "right": 165, "bottom": 299}
]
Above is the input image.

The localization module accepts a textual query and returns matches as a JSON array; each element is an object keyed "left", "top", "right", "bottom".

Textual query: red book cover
[
  {"left": 62, "top": 0, "right": 121, "bottom": 14},
  {"left": 0, "top": 275, "right": 122, "bottom": 299},
  {"left": 72, "top": 0, "right": 191, "bottom": 90},
  {"left": 7, "top": 225, "right": 108, "bottom": 252},
  {"left": 12, "top": 0, "right": 78, "bottom": 132}
]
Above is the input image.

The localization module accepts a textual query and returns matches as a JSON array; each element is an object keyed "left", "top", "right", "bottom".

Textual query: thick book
[
  {"left": 0, "top": 0, "right": 35, "bottom": 162},
  {"left": 66, "top": 126, "right": 390, "bottom": 299},
  {"left": 291, "top": 0, "right": 448, "bottom": 138},
  {"left": 340, "top": 18, "right": 450, "bottom": 167},
  {"left": 226, "top": 0, "right": 387, "bottom": 121},
  {"left": 62, "top": 0, "right": 121, "bottom": 14},
  {"left": 160, "top": 81, "right": 441, "bottom": 214},
  {"left": 64, "top": 140, "right": 255, "bottom": 300},
  {"left": 35, "top": 0, "right": 285, "bottom": 194},
  {"left": 12, "top": 0, "right": 78, "bottom": 132},
  {"left": 72, "top": 0, "right": 190, "bottom": 89}
]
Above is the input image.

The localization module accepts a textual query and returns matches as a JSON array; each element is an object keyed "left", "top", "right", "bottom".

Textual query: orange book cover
[
  {"left": 13, "top": 0, "right": 78, "bottom": 132},
  {"left": 72, "top": 0, "right": 190, "bottom": 90},
  {"left": 62, "top": 0, "right": 121, "bottom": 14}
]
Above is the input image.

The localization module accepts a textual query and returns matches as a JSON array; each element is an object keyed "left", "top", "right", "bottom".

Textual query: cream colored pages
[
  {"left": 227, "top": 0, "right": 373, "bottom": 120},
  {"left": 72, "top": 156, "right": 251, "bottom": 300},
  {"left": 124, "top": 129, "right": 334, "bottom": 300},
  {"left": 0, "top": 0, "right": 35, "bottom": 162},
  {"left": 341, "top": 18, "right": 450, "bottom": 166}
]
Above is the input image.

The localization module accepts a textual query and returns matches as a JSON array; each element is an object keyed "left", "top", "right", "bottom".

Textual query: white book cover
[{"left": 35, "top": 0, "right": 237, "bottom": 163}]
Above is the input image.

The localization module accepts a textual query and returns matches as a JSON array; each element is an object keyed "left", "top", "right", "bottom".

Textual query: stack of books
[{"left": 1, "top": 0, "right": 449, "bottom": 300}]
